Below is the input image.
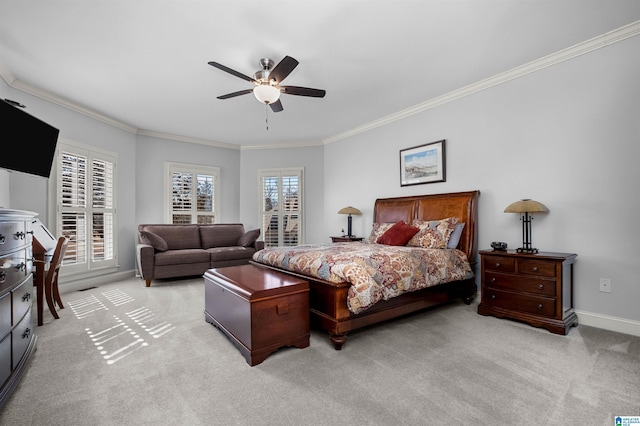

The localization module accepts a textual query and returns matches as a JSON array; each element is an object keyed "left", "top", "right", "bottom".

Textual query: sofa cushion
[
  {"left": 142, "top": 225, "right": 201, "bottom": 250},
  {"left": 238, "top": 229, "right": 260, "bottom": 247},
  {"left": 154, "top": 249, "right": 211, "bottom": 266},
  {"left": 139, "top": 230, "right": 168, "bottom": 251},
  {"left": 207, "top": 246, "right": 255, "bottom": 262},
  {"left": 200, "top": 224, "right": 245, "bottom": 248}
]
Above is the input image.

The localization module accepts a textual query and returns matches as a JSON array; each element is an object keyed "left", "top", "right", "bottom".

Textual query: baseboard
[
  {"left": 575, "top": 310, "right": 640, "bottom": 337},
  {"left": 59, "top": 269, "right": 138, "bottom": 294}
]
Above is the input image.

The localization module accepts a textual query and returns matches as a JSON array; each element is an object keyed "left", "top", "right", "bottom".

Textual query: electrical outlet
[{"left": 599, "top": 278, "right": 612, "bottom": 293}]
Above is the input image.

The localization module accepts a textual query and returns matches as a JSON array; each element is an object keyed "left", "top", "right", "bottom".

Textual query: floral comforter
[{"left": 252, "top": 242, "right": 474, "bottom": 314}]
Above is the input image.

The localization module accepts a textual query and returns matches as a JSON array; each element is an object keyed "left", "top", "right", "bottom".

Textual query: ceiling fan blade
[
  {"left": 269, "top": 99, "right": 284, "bottom": 113},
  {"left": 280, "top": 86, "right": 326, "bottom": 98},
  {"left": 217, "top": 89, "right": 254, "bottom": 100},
  {"left": 269, "top": 56, "right": 299, "bottom": 84},
  {"left": 208, "top": 61, "right": 256, "bottom": 83}
]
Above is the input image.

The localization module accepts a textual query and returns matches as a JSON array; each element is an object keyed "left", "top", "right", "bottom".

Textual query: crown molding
[
  {"left": 0, "top": 62, "right": 16, "bottom": 86},
  {"left": 323, "top": 19, "right": 640, "bottom": 145},
  {"left": 240, "top": 140, "right": 324, "bottom": 151},
  {"left": 136, "top": 129, "right": 240, "bottom": 150}
]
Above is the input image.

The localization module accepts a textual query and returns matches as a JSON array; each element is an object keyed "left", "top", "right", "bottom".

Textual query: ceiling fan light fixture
[{"left": 253, "top": 84, "right": 280, "bottom": 104}]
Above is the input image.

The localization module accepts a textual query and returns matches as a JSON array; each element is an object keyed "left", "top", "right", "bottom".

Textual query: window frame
[
  {"left": 49, "top": 138, "right": 118, "bottom": 277},
  {"left": 258, "top": 167, "right": 304, "bottom": 247},
  {"left": 164, "top": 162, "right": 220, "bottom": 224}
]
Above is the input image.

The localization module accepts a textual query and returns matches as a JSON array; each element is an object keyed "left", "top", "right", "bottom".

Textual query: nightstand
[
  {"left": 477, "top": 250, "right": 578, "bottom": 335},
  {"left": 330, "top": 236, "right": 364, "bottom": 243}
]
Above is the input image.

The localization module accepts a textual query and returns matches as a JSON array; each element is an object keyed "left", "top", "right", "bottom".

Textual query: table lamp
[
  {"left": 338, "top": 206, "right": 362, "bottom": 238},
  {"left": 504, "top": 199, "right": 549, "bottom": 253}
]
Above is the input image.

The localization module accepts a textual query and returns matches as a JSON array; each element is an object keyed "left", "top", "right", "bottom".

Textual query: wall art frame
[{"left": 399, "top": 139, "right": 446, "bottom": 186}]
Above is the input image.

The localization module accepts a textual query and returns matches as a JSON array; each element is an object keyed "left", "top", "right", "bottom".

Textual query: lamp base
[{"left": 516, "top": 247, "right": 539, "bottom": 254}]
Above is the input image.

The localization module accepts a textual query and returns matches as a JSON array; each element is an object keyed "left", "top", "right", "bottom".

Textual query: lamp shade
[
  {"left": 338, "top": 206, "right": 362, "bottom": 215},
  {"left": 504, "top": 199, "right": 549, "bottom": 213},
  {"left": 504, "top": 198, "right": 548, "bottom": 253},
  {"left": 253, "top": 84, "right": 281, "bottom": 104}
]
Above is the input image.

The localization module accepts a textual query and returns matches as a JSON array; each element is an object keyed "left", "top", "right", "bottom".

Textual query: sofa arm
[
  {"left": 254, "top": 240, "right": 265, "bottom": 251},
  {"left": 136, "top": 243, "right": 156, "bottom": 286}
]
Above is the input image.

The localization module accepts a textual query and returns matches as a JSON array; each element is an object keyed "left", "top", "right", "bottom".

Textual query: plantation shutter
[
  {"left": 167, "top": 163, "right": 219, "bottom": 224},
  {"left": 259, "top": 168, "right": 303, "bottom": 247},
  {"left": 60, "top": 151, "right": 87, "bottom": 265},
  {"left": 91, "top": 158, "right": 114, "bottom": 263},
  {"left": 56, "top": 142, "right": 117, "bottom": 274}
]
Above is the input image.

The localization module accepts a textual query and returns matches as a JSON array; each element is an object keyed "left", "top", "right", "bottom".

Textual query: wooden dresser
[
  {"left": 477, "top": 249, "right": 578, "bottom": 335},
  {"left": 0, "top": 209, "right": 37, "bottom": 408}
]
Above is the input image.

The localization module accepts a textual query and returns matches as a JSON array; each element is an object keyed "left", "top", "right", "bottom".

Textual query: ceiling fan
[{"left": 208, "top": 56, "right": 326, "bottom": 113}]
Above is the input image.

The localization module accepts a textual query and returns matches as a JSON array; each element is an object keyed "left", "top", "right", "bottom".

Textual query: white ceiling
[{"left": 2, "top": 1, "right": 640, "bottom": 149}]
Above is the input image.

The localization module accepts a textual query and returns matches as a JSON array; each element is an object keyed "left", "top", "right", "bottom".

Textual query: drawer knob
[
  {"left": 491, "top": 294, "right": 496, "bottom": 300},
  {"left": 495, "top": 262, "right": 501, "bottom": 268},
  {"left": 532, "top": 266, "right": 539, "bottom": 272},
  {"left": 537, "top": 304, "right": 543, "bottom": 310},
  {"left": 538, "top": 284, "right": 544, "bottom": 290},
  {"left": 490, "top": 277, "right": 496, "bottom": 283}
]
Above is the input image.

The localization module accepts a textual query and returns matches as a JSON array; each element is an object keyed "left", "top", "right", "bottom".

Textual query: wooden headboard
[{"left": 373, "top": 190, "right": 480, "bottom": 261}]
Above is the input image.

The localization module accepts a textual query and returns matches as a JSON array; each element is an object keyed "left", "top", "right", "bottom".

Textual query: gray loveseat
[{"left": 136, "top": 223, "right": 264, "bottom": 287}]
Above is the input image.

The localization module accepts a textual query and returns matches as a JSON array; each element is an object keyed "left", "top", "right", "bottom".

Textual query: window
[
  {"left": 259, "top": 168, "right": 303, "bottom": 247},
  {"left": 54, "top": 141, "right": 117, "bottom": 275},
  {"left": 165, "top": 163, "right": 220, "bottom": 224}
]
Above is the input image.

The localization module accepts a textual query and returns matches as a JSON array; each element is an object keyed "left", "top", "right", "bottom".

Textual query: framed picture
[{"left": 399, "top": 139, "right": 446, "bottom": 186}]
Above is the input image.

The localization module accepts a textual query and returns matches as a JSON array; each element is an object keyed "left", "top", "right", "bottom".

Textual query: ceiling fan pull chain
[{"left": 265, "top": 104, "right": 269, "bottom": 131}]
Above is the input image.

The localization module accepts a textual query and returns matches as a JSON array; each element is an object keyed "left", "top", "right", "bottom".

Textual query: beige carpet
[{"left": 1, "top": 276, "right": 638, "bottom": 425}]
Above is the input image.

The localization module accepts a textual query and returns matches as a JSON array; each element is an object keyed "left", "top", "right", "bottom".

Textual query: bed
[{"left": 251, "top": 190, "right": 479, "bottom": 350}]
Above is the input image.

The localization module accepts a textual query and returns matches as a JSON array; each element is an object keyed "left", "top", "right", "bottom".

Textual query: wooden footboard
[{"left": 251, "top": 261, "right": 476, "bottom": 349}]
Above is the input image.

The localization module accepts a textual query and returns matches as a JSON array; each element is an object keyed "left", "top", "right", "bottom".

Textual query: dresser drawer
[
  {"left": 12, "top": 276, "right": 34, "bottom": 325},
  {"left": 484, "top": 288, "right": 555, "bottom": 317},
  {"left": 0, "top": 293, "right": 10, "bottom": 337},
  {"left": 484, "top": 272, "right": 556, "bottom": 297},
  {"left": 0, "top": 221, "right": 29, "bottom": 254},
  {"left": 517, "top": 259, "right": 556, "bottom": 277},
  {"left": 12, "top": 309, "right": 33, "bottom": 370},
  {"left": 0, "top": 333, "right": 10, "bottom": 387},
  {"left": 0, "top": 249, "right": 30, "bottom": 292},
  {"left": 483, "top": 256, "right": 515, "bottom": 273}
]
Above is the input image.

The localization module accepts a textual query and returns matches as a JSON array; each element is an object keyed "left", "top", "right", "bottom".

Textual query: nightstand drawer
[
  {"left": 518, "top": 259, "right": 556, "bottom": 277},
  {"left": 483, "top": 256, "right": 515, "bottom": 273},
  {"left": 484, "top": 272, "right": 556, "bottom": 297},
  {"left": 484, "top": 289, "right": 555, "bottom": 317}
]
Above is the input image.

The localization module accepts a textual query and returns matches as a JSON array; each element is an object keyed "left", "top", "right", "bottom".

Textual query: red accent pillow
[{"left": 376, "top": 220, "right": 420, "bottom": 246}]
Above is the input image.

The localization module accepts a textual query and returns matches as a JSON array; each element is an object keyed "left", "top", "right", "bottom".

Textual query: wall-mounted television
[{"left": 1, "top": 99, "right": 60, "bottom": 178}]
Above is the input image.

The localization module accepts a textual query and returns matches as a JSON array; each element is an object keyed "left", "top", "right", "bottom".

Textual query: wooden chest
[
  {"left": 477, "top": 250, "right": 578, "bottom": 335},
  {"left": 204, "top": 265, "right": 310, "bottom": 366}
]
